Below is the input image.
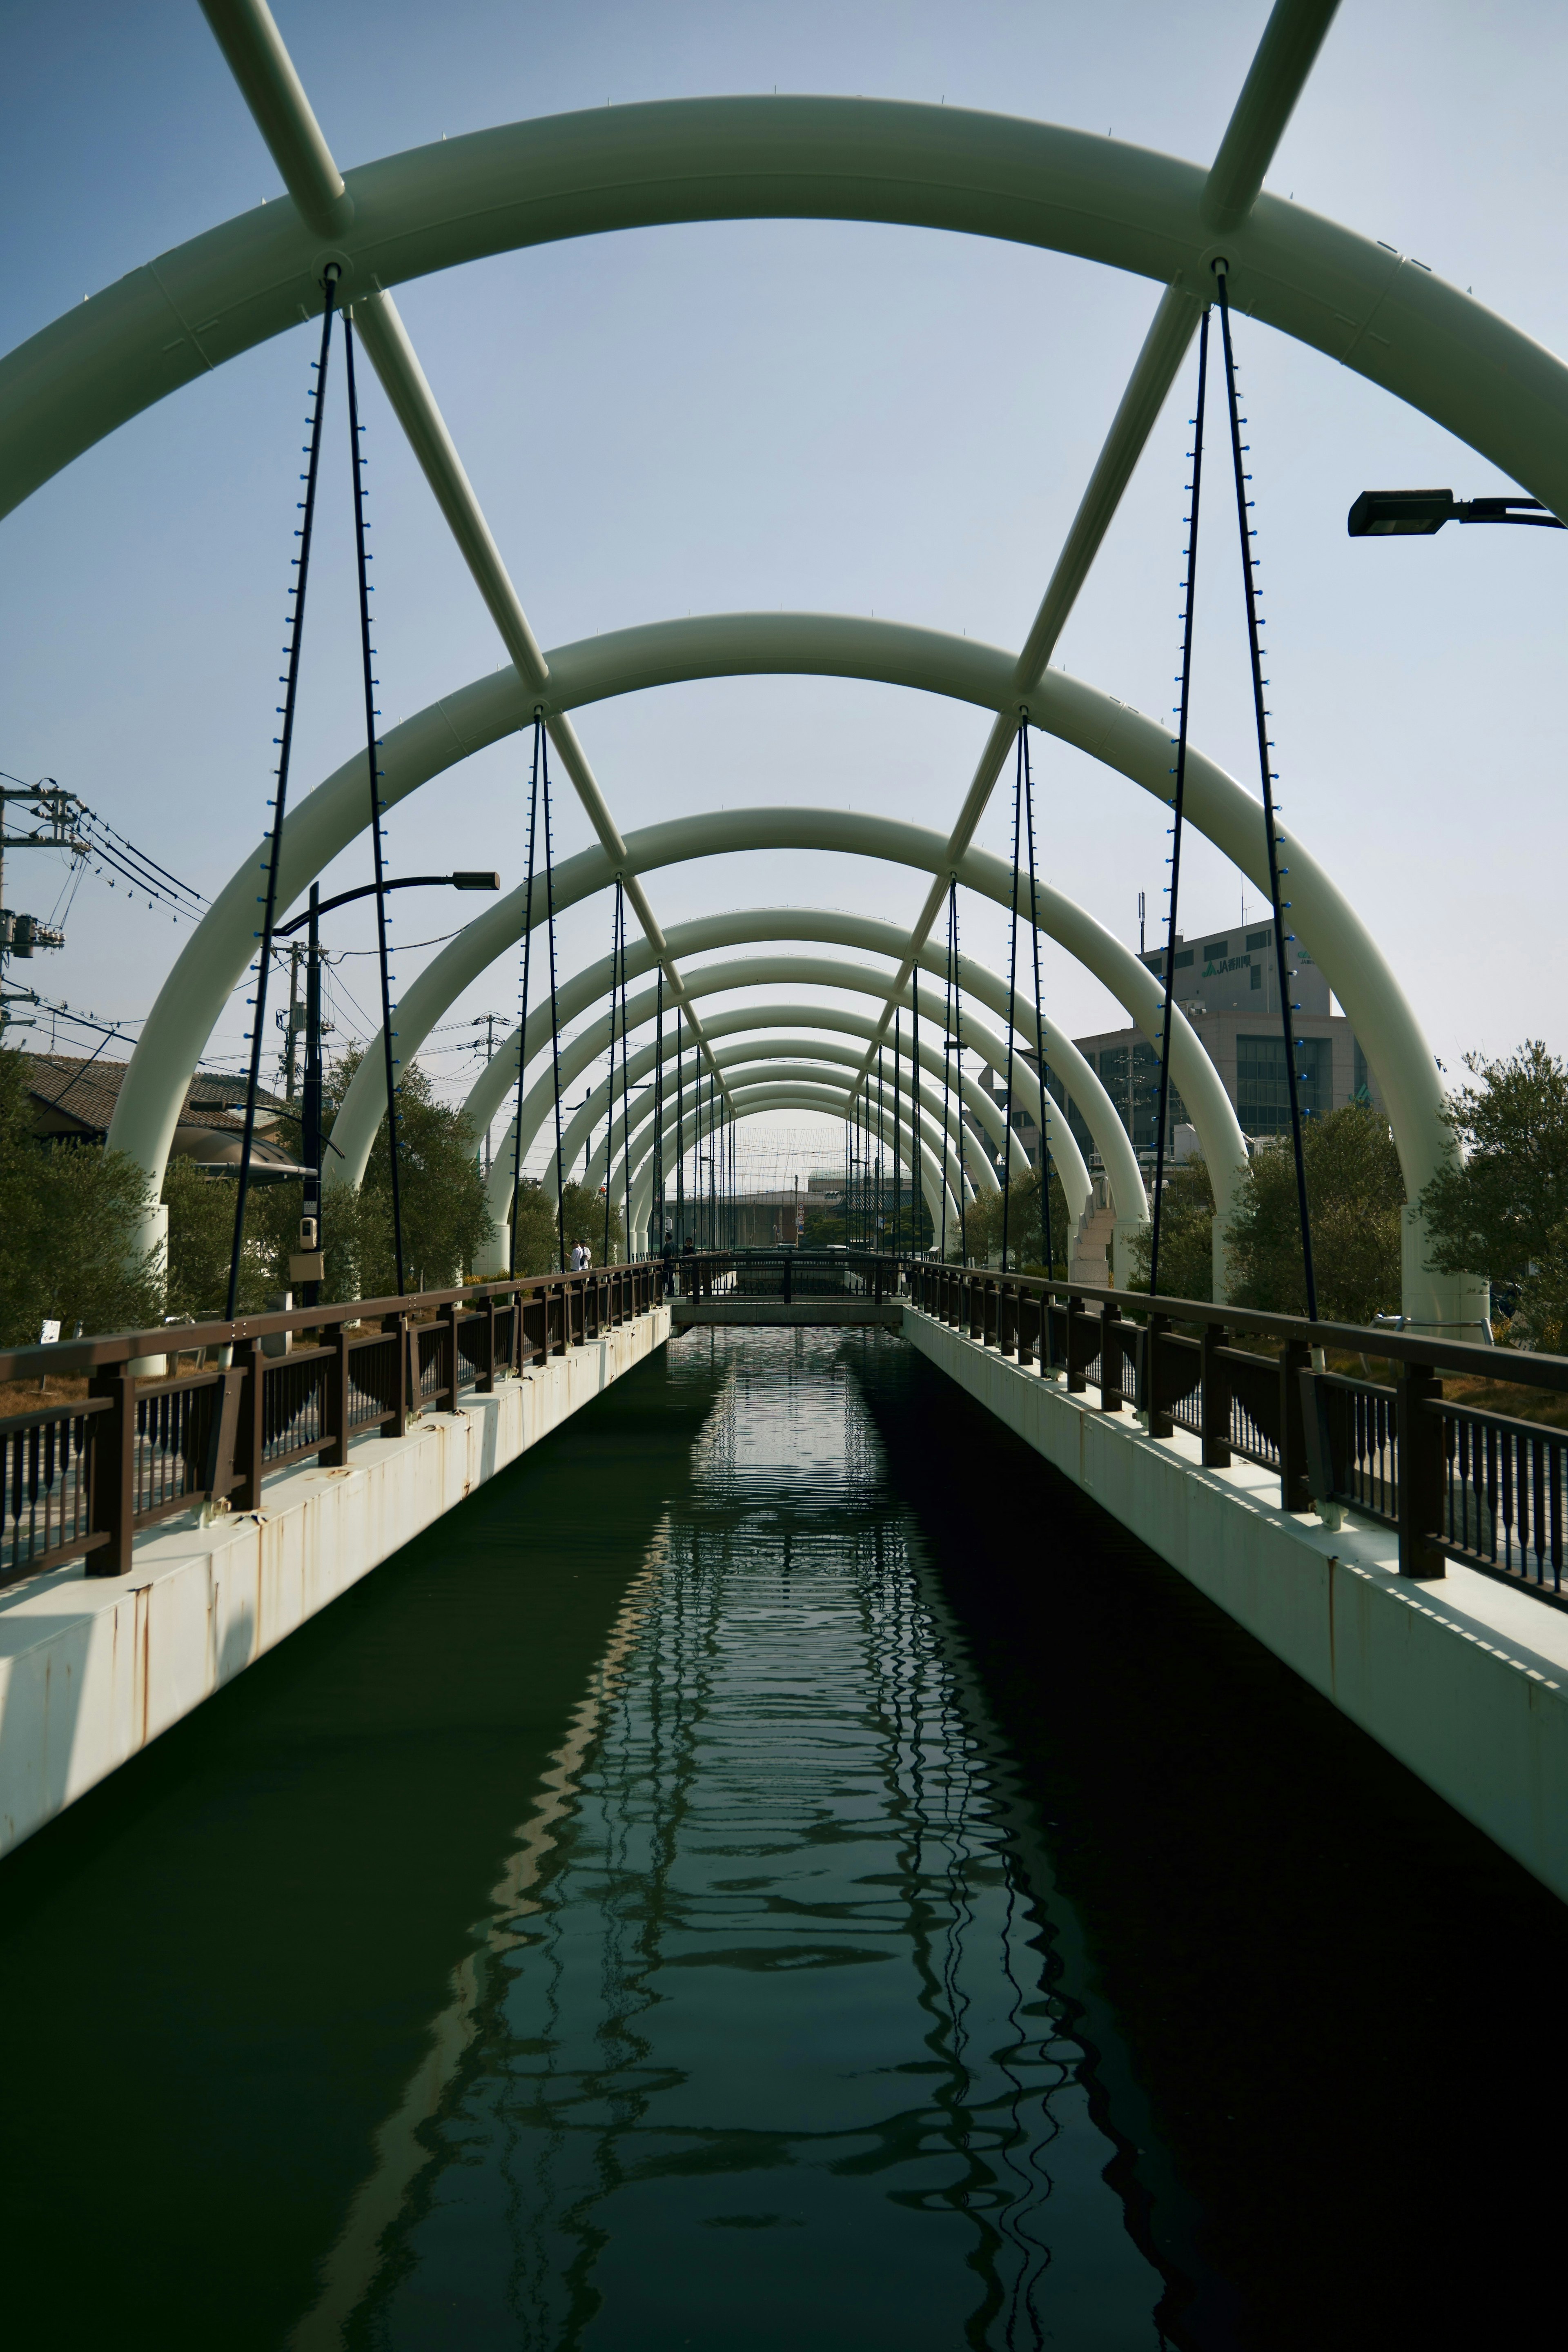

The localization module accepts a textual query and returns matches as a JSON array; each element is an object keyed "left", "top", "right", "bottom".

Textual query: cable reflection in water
[{"left": 311, "top": 1330, "right": 1166, "bottom": 2350}]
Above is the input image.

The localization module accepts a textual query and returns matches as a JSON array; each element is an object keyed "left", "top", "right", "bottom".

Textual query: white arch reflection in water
[{"left": 303, "top": 1332, "right": 1167, "bottom": 2349}]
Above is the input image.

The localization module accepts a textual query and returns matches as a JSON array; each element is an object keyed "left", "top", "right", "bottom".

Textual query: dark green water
[{"left": 3, "top": 1327, "right": 1567, "bottom": 2349}]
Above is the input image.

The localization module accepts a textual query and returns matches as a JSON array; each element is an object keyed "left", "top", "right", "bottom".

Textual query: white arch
[
  {"left": 618, "top": 1074, "right": 964, "bottom": 1253},
  {"left": 316, "top": 807, "right": 1243, "bottom": 1232},
  {"left": 466, "top": 934, "right": 1111, "bottom": 1216},
  {"left": 550, "top": 1048, "right": 979, "bottom": 1243},
  {"left": 107, "top": 615, "right": 1428, "bottom": 1275},
  {"left": 579, "top": 1038, "right": 995, "bottom": 1210},
  {"left": 481, "top": 984, "right": 1093, "bottom": 1234},
  {"left": 8, "top": 98, "right": 1566, "bottom": 521}
]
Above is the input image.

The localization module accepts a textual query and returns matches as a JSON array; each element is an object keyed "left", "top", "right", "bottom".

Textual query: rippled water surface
[
  {"left": 10, "top": 1323, "right": 1568, "bottom": 2351},
  {"left": 305, "top": 1330, "right": 1164, "bottom": 2348}
]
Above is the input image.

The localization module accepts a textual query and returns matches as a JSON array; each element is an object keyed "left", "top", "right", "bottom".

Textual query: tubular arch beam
[
  {"left": 6, "top": 98, "right": 1567, "bottom": 523},
  {"left": 109, "top": 615, "right": 1425, "bottom": 1241},
  {"left": 475, "top": 962, "right": 1098, "bottom": 1232}
]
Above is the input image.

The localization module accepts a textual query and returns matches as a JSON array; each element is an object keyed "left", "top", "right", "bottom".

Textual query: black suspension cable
[
  {"left": 1150, "top": 307, "right": 1211, "bottom": 1302},
  {"left": 911, "top": 969, "right": 922, "bottom": 1253},
  {"left": 675, "top": 1017, "right": 684, "bottom": 1247},
  {"left": 619, "top": 887, "right": 632, "bottom": 1259},
  {"left": 1022, "top": 730, "right": 1055, "bottom": 1311},
  {"left": 603, "top": 884, "right": 620, "bottom": 1266},
  {"left": 507, "top": 724, "right": 543, "bottom": 1278},
  {"left": 343, "top": 308, "right": 406, "bottom": 1297},
  {"left": 1214, "top": 263, "right": 1318, "bottom": 1320},
  {"left": 947, "top": 880, "right": 967, "bottom": 1264},
  {"left": 1001, "top": 725, "right": 1026, "bottom": 1272},
  {"left": 227, "top": 268, "right": 337, "bottom": 1322},
  {"left": 538, "top": 719, "right": 568, "bottom": 1274},
  {"left": 653, "top": 968, "right": 665, "bottom": 1247},
  {"left": 892, "top": 1011, "right": 902, "bottom": 1254}
]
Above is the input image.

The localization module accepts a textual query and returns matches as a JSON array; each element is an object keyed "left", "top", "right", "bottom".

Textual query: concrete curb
[
  {"left": 0, "top": 1308, "right": 670, "bottom": 1860},
  {"left": 902, "top": 1307, "right": 1568, "bottom": 1904}
]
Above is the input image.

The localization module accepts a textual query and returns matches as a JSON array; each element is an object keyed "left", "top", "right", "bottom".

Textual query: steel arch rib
[
  {"left": 315, "top": 802, "right": 1245, "bottom": 1217},
  {"left": 576, "top": 1056, "right": 973, "bottom": 1248},
  {"left": 106, "top": 614, "right": 1433, "bottom": 1251},
  {"left": 624, "top": 1074, "right": 960, "bottom": 1252},
  {"left": 553, "top": 1036, "right": 999, "bottom": 1217},
  {"left": 5, "top": 98, "right": 1567, "bottom": 523},
  {"left": 473, "top": 961, "right": 1097, "bottom": 1234},
  {"left": 619, "top": 1074, "right": 962, "bottom": 1247},
  {"left": 638, "top": 1081, "right": 953, "bottom": 1240}
]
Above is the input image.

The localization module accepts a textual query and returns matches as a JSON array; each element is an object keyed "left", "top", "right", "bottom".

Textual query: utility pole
[
  {"left": 0, "top": 780, "right": 85, "bottom": 1037},
  {"left": 279, "top": 942, "right": 304, "bottom": 1100},
  {"left": 471, "top": 1011, "right": 502, "bottom": 1175}
]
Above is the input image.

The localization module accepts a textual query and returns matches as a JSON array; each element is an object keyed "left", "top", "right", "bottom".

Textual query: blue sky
[{"left": 2, "top": 0, "right": 1564, "bottom": 1173}]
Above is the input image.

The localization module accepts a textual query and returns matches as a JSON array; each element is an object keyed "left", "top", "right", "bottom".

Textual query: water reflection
[{"left": 321, "top": 1332, "right": 1165, "bottom": 2348}]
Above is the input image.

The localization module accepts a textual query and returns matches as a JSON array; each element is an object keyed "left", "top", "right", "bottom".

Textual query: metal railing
[
  {"left": 890, "top": 1255, "right": 1568, "bottom": 1603},
  {"left": 667, "top": 1249, "right": 891, "bottom": 1305},
  {"left": 669, "top": 1249, "right": 1568, "bottom": 1606},
  {"left": 0, "top": 1263, "right": 664, "bottom": 1588}
]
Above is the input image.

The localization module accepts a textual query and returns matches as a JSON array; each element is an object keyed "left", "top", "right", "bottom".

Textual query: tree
[
  {"left": 0, "top": 1047, "right": 161, "bottom": 1345},
  {"left": 510, "top": 1175, "right": 625, "bottom": 1274},
  {"left": 1228, "top": 1102, "right": 1404, "bottom": 1323},
  {"left": 1130, "top": 1157, "right": 1216, "bottom": 1303},
  {"left": 1419, "top": 1041, "right": 1568, "bottom": 1346},
  {"left": 319, "top": 1052, "right": 492, "bottom": 1298},
  {"left": 162, "top": 1155, "right": 277, "bottom": 1319},
  {"left": 962, "top": 1165, "right": 1071, "bottom": 1272}
]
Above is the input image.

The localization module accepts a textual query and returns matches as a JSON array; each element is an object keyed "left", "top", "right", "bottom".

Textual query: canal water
[{"left": 3, "top": 1328, "right": 1567, "bottom": 2349}]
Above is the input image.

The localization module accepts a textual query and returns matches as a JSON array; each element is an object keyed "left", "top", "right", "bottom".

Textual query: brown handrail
[{"left": 0, "top": 1263, "right": 666, "bottom": 1586}]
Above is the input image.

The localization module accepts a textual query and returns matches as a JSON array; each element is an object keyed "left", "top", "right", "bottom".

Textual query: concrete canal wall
[
  {"left": 0, "top": 1307, "right": 670, "bottom": 1860},
  {"left": 903, "top": 1307, "right": 1568, "bottom": 1907}
]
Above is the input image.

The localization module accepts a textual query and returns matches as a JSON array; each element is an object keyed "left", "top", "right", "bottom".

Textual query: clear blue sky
[{"left": 2, "top": 1, "right": 1564, "bottom": 1167}]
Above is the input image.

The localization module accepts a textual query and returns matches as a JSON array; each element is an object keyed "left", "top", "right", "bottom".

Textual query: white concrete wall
[
  {"left": 0, "top": 1309, "right": 669, "bottom": 1860},
  {"left": 902, "top": 1308, "right": 1568, "bottom": 1906}
]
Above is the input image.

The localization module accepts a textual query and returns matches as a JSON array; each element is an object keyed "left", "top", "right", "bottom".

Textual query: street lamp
[
  {"left": 272, "top": 870, "right": 499, "bottom": 1303},
  {"left": 1348, "top": 488, "right": 1565, "bottom": 537}
]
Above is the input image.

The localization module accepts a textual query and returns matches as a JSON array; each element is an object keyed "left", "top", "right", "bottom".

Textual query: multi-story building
[{"left": 978, "top": 918, "right": 1382, "bottom": 1174}]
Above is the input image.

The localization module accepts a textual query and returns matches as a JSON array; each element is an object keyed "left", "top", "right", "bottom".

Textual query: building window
[
  {"left": 1174, "top": 949, "right": 1194, "bottom": 969},
  {"left": 1250, "top": 962, "right": 1262, "bottom": 989},
  {"left": 1236, "top": 1033, "right": 1332, "bottom": 1135},
  {"left": 1203, "top": 941, "right": 1227, "bottom": 961},
  {"left": 1353, "top": 1038, "right": 1371, "bottom": 1102},
  {"left": 1245, "top": 929, "right": 1270, "bottom": 950}
]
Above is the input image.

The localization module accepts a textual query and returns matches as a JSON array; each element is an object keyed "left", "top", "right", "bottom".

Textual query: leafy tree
[
  {"left": 510, "top": 1176, "right": 624, "bottom": 1272},
  {"left": 319, "top": 1051, "right": 492, "bottom": 1298},
  {"left": 0, "top": 1047, "right": 161, "bottom": 1345},
  {"left": 1229, "top": 1102, "right": 1404, "bottom": 1323},
  {"left": 1419, "top": 1042, "right": 1568, "bottom": 1346},
  {"left": 1130, "top": 1158, "right": 1216, "bottom": 1303},
  {"left": 962, "top": 1165, "right": 1071, "bottom": 1273},
  {"left": 162, "top": 1155, "right": 278, "bottom": 1319}
]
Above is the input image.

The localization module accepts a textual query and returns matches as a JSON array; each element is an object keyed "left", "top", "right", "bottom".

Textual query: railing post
[
  {"left": 968, "top": 1275, "right": 984, "bottom": 1342},
  {"left": 1278, "top": 1338, "right": 1312, "bottom": 1512},
  {"left": 1200, "top": 1323, "right": 1232, "bottom": 1468},
  {"left": 999, "top": 1282, "right": 1017, "bottom": 1358},
  {"left": 1100, "top": 1301, "right": 1124, "bottom": 1412},
  {"left": 1016, "top": 1283, "right": 1034, "bottom": 1368},
  {"left": 86, "top": 1362, "right": 136, "bottom": 1577},
  {"left": 392, "top": 1313, "right": 412, "bottom": 1427},
  {"left": 1145, "top": 1312, "right": 1172, "bottom": 1436},
  {"left": 478, "top": 1294, "right": 497, "bottom": 1394},
  {"left": 874, "top": 1258, "right": 883, "bottom": 1306},
  {"left": 784, "top": 1252, "right": 793, "bottom": 1306},
  {"left": 439, "top": 1298, "right": 460, "bottom": 1405},
  {"left": 1066, "top": 1297, "right": 1088, "bottom": 1394},
  {"left": 232, "top": 1336, "right": 267, "bottom": 1509},
  {"left": 1397, "top": 1365, "right": 1447, "bottom": 1579},
  {"left": 325, "top": 1321, "right": 352, "bottom": 1467}
]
